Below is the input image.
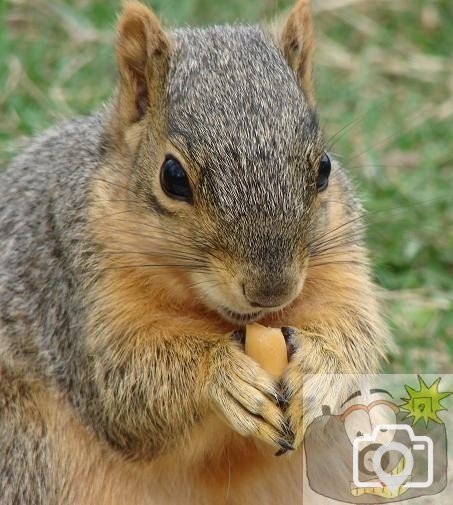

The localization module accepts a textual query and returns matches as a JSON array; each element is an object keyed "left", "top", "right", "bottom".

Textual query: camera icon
[{"left": 353, "top": 424, "right": 433, "bottom": 490}]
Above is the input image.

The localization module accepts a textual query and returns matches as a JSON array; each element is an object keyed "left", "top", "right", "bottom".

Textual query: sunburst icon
[{"left": 400, "top": 375, "right": 452, "bottom": 427}]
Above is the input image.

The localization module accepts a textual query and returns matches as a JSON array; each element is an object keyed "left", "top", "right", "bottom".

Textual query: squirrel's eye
[
  {"left": 317, "top": 152, "right": 331, "bottom": 192},
  {"left": 160, "top": 156, "right": 192, "bottom": 202}
]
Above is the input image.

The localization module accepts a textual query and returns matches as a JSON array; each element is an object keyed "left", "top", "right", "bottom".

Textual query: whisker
[
  {"left": 95, "top": 263, "right": 211, "bottom": 272},
  {"left": 87, "top": 176, "right": 141, "bottom": 199},
  {"left": 344, "top": 109, "right": 430, "bottom": 165},
  {"left": 96, "top": 224, "right": 217, "bottom": 256},
  {"left": 102, "top": 251, "right": 212, "bottom": 269},
  {"left": 307, "top": 259, "right": 366, "bottom": 269},
  {"left": 307, "top": 196, "right": 445, "bottom": 252},
  {"left": 187, "top": 279, "right": 223, "bottom": 291},
  {"left": 326, "top": 113, "right": 367, "bottom": 151},
  {"left": 103, "top": 217, "right": 220, "bottom": 251}
]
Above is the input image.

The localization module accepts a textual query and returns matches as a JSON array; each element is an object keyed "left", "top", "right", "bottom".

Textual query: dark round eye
[
  {"left": 160, "top": 156, "right": 192, "bottom": 202},
  {"left": 317, "top": 152, "right": 331, "bottom": 192}
]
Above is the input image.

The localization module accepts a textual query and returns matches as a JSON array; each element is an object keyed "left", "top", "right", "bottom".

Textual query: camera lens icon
[
  {"left": 373, "top": 441, "right": 413, "bottom": 488},
  {"left": 353, "top": 424, "right": 434, "bottom": 491}
]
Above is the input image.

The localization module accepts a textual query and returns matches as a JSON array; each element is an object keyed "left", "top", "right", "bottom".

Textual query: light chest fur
[{"left": 45, "top": 390, "right": 302, "bottom": 505}]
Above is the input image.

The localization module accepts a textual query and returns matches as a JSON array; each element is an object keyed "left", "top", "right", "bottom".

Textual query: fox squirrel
[{"left": 0, "top": 1, "right": 387, "bottom": 503}]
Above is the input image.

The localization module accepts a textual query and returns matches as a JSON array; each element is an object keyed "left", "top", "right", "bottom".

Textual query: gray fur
[
  {"left": 168, "top": 26, "right": 321, "bottom": 219},
  {"left": 166, "top": 26, "right": 324, "bottom": 299},
  {"left": 0, "top": 113, "right": 105, "bottom": 502},
  {"left": 0, "top": 23, "right": 359, "bottom": 503}
]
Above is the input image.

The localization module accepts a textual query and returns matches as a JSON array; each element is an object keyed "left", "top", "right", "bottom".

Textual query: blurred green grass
[{"left": 1, "top": 0, "right": 452, "bottom": 371}]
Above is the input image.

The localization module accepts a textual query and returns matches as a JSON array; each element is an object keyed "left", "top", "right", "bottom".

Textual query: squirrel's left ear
[{"left": 279, "top": 0, "right": 315, "bottom": 106}]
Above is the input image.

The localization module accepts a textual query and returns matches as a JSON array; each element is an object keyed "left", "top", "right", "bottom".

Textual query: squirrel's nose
[{"left": 242, "top": 281, "right": 295, "bottom": 309}]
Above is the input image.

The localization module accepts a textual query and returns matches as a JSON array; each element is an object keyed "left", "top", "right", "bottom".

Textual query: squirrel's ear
[
  {"left": 115, "top": 1, "right": 170, "bottom": 125},
  {"left": 279, "top": 0, "right": 315, "bottom": 106}
]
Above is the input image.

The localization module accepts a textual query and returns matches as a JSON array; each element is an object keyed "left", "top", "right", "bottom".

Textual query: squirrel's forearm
[
  {"left": 283, "top": 304, "right": 387, "bottom": 440},
  {"left": 296, "top": 306, "right": 386, "bottom": 374},
  {"left": 291, "top": 244, "right": 387, "bottom": 375},
  {"left": 81, "top": 329, "right": 223, "bottom": 458}
]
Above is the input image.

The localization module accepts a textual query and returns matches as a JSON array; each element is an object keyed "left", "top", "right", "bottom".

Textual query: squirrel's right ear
[
  {"left": 115, "top": 1, "right": 170, "bottom": 126},
  {"left": 279, "top": 0, "right": 315, "bottom": 106}
]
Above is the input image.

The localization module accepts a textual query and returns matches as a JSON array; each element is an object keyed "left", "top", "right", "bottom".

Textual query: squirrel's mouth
[{"left": 218, "top": 306, "right": 263, "bottom": 324}]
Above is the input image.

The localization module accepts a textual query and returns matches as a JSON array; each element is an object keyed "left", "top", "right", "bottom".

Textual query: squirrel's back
[{"left": 0, "top": 113, "right": 106, "bottom": 375}]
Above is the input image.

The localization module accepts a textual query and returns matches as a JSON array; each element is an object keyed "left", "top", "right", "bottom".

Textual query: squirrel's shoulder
[
  {"left": 1, "top": 108, "right": 109, "bottom": 188},
  {"left": 0, "top": 107, "right": 112, "bottom": 265}
]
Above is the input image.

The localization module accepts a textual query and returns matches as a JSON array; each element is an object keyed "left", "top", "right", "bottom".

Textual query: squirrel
[{"left": 0, "top": 1, "right": 388, "bottom": 503}]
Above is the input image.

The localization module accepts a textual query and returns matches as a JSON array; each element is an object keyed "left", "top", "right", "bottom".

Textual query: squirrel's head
[{"left": 108, "top": 0, "right": 331, "bottom": 324}]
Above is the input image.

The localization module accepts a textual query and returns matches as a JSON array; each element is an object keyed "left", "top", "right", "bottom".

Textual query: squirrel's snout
[{"left": 242, "top": 277, "right": 298, "bottom": 310}]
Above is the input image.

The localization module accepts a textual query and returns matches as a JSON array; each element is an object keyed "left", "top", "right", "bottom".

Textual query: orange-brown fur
[
  {"left": 0, "top": 0, "right": 387, "bottom": 503},
  {"left": 42, "top": 391, "right": 303, "bottom": 505},
  {"left": 69, "top": 1, "right": 385, "bottom": 500},
  {"left": 77, "top": 158, "right": 383, "bottom": 501},
  {"left": 280, "top": 0, "right": 316, "bottom": 106}
]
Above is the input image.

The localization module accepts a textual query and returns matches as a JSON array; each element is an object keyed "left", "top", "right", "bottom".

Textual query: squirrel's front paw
[
  {"left": 279, "top": 330, "right": 306, "bottom": 452},
  {"left": 280, "top": 327, "right": 328, "bottom": 451},
  {"left": 207, "top": 339, "right": 294, "bottom": 453},
  {"left": 281, "top": 327, "right": 358, "bottom": 453}
]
